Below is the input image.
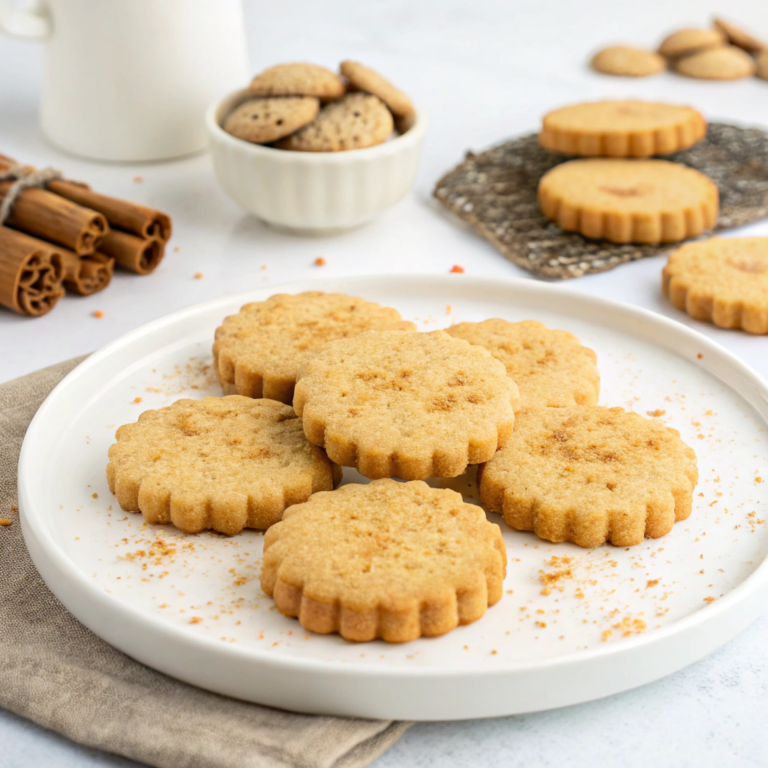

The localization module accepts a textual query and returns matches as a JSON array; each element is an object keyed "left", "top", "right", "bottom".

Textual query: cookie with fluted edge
[
  {"left": 214, "top": 292, "right": 415, "bottom": 404},
  {"left": 276, "top": 93, "right": 393, "bottom": 152},
  {"left": 223, "top": 97, "right": 320, "bottom": 144},
  {"left": 538, "top": 158, "right": 718, "bottom": 244},
  {"left": 658, "top": 28, "right": 725, "bottom": 57},
  {"left": 676, "top": 45, "right": 756, "bottom": 80},
  {"left": 106, "top": 396, "right": 341, "bottom": 535},
  {"left": 662, "top": 237, "right": 768, "bottom": 334},
  {"left": 294, "top": 330, "right": 519, "bottom": 480},
  {"left": 591, "top": 46, "right": 666, "bottom": 77},
  {"left": 479, "top": 407, "right": 698, "bottom": 548},
  {"left": 445, "top": 319, "right": 600, "bottom": 409},
  {"left": 539, "top": 101, "right": 707, "bottom": 157},
  {"left": 248, "top": 63, "right": 345, "bottom": 101},
  {"left": 261, "top": 480, "right": 507, "bottom": 643},
  {"left": 340, "top": 60, "right": 415, "bottom": 116},
  {"left": 713, "top": 18, "right": 765, "bottom": 53}
]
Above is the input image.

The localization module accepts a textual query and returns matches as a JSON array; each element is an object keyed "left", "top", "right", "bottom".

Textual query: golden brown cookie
[
  {"left": 261, "top": 479, "right": 507, "bottom": 642},
  {"left": 223, "top": 97, "right": 320, "bottom": 144},
  {"left": 248, "top": 63, "right": 345, "bottom": 101},
  {"left": 538, "top": 158, "right": 719, "bottom": 244},
  {"left": 395, "top": 111, "right": 417, "bottom": 134},
  {"left": 758, "top": 50, "right": 768, "bottom": 81},
  {"left": 713, "top": 18, "right": 765, "bottom": 53},
  {"left": 662, "top": 237, "right": 768, "bottom": 334},
  {"left": 213, "top": 292, "right": 415, "bottom": 404},
  {"left": 658, "top": 28, "right": 726, "bottom": 57},
  {"left": 276, "top": 93, "right": 394, "bottom": 152},
  {"left": 445, "top": 319, "right": 600, "bottom": 409},
  {"left": 591, "top": 46, "right": 666, "bottom": 77},
  {"left": 676, "top": 45, "right": 757, "bottom": 80},
  {"left": 340, "top": 60, "right": 415, "bottom": 116},
  {"left": 106, "top": 396, "right": 341, "bottom": 535},
  {"left": 479, "top": 407, "right": 698, "bottom": 548},
  {"left": 539, "top": 101, "right": 707, "bottom": 157},
  {"left": 294, "top": 330, "right": 519, "bottom": 480}
]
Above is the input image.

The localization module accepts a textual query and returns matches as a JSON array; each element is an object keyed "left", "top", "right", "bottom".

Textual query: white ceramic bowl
[{"left": 206, "top": 89, "right": 427, "bottom": 235}]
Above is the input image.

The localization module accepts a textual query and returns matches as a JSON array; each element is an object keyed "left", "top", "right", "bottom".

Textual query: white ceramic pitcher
[{"left": 0, "top": 0, "right": 250, "bottom": 161}]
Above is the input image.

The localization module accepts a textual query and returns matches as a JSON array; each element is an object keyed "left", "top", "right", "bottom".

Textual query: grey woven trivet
[{"left": 433, "top": 123, "right": 768, "bottom": 279}]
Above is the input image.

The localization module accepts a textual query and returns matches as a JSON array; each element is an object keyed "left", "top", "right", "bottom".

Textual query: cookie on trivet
[
  {"left": 658, "top": 28, "right": 726, "bottom": 57},
  {"left": 213, "top": 292, "right": 415, "bottom": 404},
  {"left": 106, "top": 396, "right": 341, "bottom": 535},
  {"left": 294, "top": 330, "right": 519, "bottom": 480},
  {"left": 758, "top": 50, "right": 768, "bottom": 81},
  {"left": 445, "top": 319, "right": 600, "bottom": 409},
  {"left": 223, "top": 97, "right": 320, "bottom": 144},
  {"left": 248, "top": 63, "right": 345, "bottom": 101},
  {"left": 591, "top": 46, "right": 666, "bottom": 77},
  {"left": 713, "top": 18, "right": 765, "bottom": 53},
  {"left": 538, "top": 158, "right": 719, "bottom": 244},
  {"left": 276, "top": 93, "right": 393, "bottom": 152},
  {"left": 479, "top": 407, "right": 698, "bottom": 548},
  {"left": 261, "top": 480, "right": 507, "bottom": 642},
  {"left": 339, "top": 60, "right": 414, "bottom": 117},
  {"left": 539, "top": 101, "right": 706, "bottom": 157},
  {"left": 662, "top": 237, "right": 768, "bottom": 334},
  {"left": 676, "top": 45, "right": 756, "bottom": 80}
]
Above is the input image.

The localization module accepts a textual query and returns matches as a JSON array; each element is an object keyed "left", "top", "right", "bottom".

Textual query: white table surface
[{"left": 2, "top": 0, "right": 768, "bottom": 766}]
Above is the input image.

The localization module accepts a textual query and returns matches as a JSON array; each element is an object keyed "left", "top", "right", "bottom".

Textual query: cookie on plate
[
  {"left": 675, "top": 46, "right": 757, "bottom": 80},
  {"left": 539, "top": 101, "right": 707, "bottom": 157},
  {"left": 479, "top": 407, "right": 698, "bottom": 548},
  {"left": 223, "top": 97, "right": 320, "bottom": 144},
  {"left": 261, "top": 480, "right": 507, "bottom": 642},
  {"left": 662, "top": 237, "right": 768, "bottom": 334},
  {"left": 713, "top": 18, "right": 765, "bottom": 53},
  {"left": 538, "top": 158, "right": 719, "bottom": 244},
  {"left": 294, "top": 330, "right": 519, "bottom": 480},
  {"left": 591, "top": 46, "right": 666, "bottom": 77},
  {"left": 340, "top": 60, "right": 415, "bottom": 116},
  {"left": 106, "top": 396, "right": 341, "bottom": 535},
  {"left": 276, "top": 93, "right": 393, "bottom": 152},
  {"left": 658, "top": 28, "right": 726, "bottom": 57},
  {"left": 445, "top": 319, "right": 600, "bottom": 409},
  {"left": 248, "top": 63, "right": 345, "bottom": 101},
  {"left": 213, "top": 292, "right": 415, "bottom": 404}
]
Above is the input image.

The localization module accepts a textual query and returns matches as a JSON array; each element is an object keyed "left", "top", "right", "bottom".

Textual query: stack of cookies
[
  {"left": 222, "top": 62, "right": 415, "bottom": 152},
  {"left": 107, "top": 292, "right": 699, "bottom": 642}
]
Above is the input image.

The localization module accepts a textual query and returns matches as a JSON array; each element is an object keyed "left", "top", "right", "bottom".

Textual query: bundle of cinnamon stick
[{"left": 0, "top": 155, "right": 172, "bottom": 317}]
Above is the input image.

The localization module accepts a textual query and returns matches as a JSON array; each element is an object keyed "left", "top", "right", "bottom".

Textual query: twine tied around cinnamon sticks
[{"left": 0, "top": 163, "right": 63, "bottom": 226}]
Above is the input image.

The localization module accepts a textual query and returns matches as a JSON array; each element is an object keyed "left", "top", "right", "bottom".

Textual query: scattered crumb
[
  {"left": 93, "top": 310, "right": 104, "bottom": 319},
  {"left": 449, "top": 265, "right": 465, "bottom": 273},
  {"left": 646, "top": 409, "right": 666, "bottom": 417},
  {"left": 446, "top": 304, "right": 452, "bottom": 315},
  {"left": 703, "top": 596, "right": 716, "bottom": 604},
  {"left": 697, "top": 353, "right": 703, "bottom": 359},
  {"left": 539, "top": 556, "right": 573, "bottom": 595},
  {"left": 646, "top": 579, "right": 659, "bottom": 588},
  {"left": 189, "top": 617, "right": 203, "bottom": 624},
  {"left": 173, "top": 246, "right": 180, "bottom": 253},
  {"left": 491, "top": 649, "right": 498, "bottom": 655},
  {"left": 133, "top": 176, "right": 143, "bottom": 183},
  {"left": 602, "top": 629, "right": 613, "bottom": 642},
  {"left": 314, "top": 257, "right": 326, "bottom": 267},
  {"left": 757, "top": 477, "right": 763, "bottom": 484},
  {"left": 194, "top": 272, "right": 203, "bottom": 279},
  {"left": 261, "top": 264, "right": 267, "bottom": 270},
  {"left": 0, "top": 518, "right": 12, "bottom": 526},
  {"left": 91, "top": 493, "right": 98, "bottom": 499},
  {"left": 132, "top": 397, "right": 142, "bottom": 404}
]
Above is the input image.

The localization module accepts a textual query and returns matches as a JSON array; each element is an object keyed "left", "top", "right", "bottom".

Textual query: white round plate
[{"left": 19, "top": 275, "right": 768, "bottom": 721}]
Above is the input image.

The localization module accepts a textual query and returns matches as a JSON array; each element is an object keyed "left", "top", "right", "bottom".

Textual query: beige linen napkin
[{"left": 0, "top": 358, "right": 410, "bottom": 768}]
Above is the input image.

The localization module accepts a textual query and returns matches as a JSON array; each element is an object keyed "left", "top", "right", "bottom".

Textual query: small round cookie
[
  {"left": 539, "top": 101, "right": 707, "bottom": 157},
  {"left": 223, "top": 97, "right": 320, "bottom": 144},
  {"left": 106, "top": 396, "right": 341, "bottom": 535},
  {"left": 662, "top": 237, "right": 768, "bottom": 334},
  {"left": 538, "top": 158, "right": 719, "bottom": 244},
  {"left": 276, "top": 93, "right": 393, "bottom": 152},
  {"left": 261, "top": 480, "right": 507, "bottom": 642},
  {"left": 658, "top": 28, "right": 726, "bottom": 57},
  {"left": 214, "top": 292, "right": 415, "bottom": 404},
  {"left": 248, "top": 63, "right": 345, "bottom": 101},
  {"left": 591, "top": 46, "right": 666, "bottom": 77},
  {"left": 445, "top": 319, "right": 600, "bottom": 409},
  {"left": 758, "top": 50, "right": 768, "bottom": 81},
  {"left": 713, "top": 18, "right": 765, "bottom": 53},
  {"left": 676, "top": 45, "right": 757, "bottom": 80},
  {"left": 479, "top": 407, "right": 698, "bottom": 548},
  {"left": 339, "top": 60, "right": 414, "bottom": 116},
  {"left": 294, "top": 330, "right": 519, "bottom": 480}
]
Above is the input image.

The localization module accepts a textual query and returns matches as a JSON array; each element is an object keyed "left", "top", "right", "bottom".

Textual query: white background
[{"left": 2, "top": 0, "right": 768, "bottom": 766}]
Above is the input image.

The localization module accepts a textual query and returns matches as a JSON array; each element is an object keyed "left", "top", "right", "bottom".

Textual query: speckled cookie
[
  {"left": 294, "top": 330, "right": 519, "bottom": 480},
  {"left": 445, "top": 319, "right": 600, "bottom": 409},
  {"left": 662, "top": 237, "right": 768, "bottom": 334},
  {"left": 658, "top": 28, "right": 726, "bottom": 57},
  {"left": 340, "top": 60, "right": 415, "bottom": 117},
  {"left": 591, "top": 46, "right": 666, "bottom": 77},
  {"left": 479, "top": 407, "right": 698, "bottom": 548},
  {"left": 261, "top": 480, "right": 507, "bottom": 642},
  {"left": 676, "top": 45, "right": 757, "bottom": 80},
  {"left": 213, "top": 292, "right": 415, "bottom": 404},
  {"left": 106, "top": 396, "right": 341, "bottom": 535},
  {"left": 713, "top": 18, "right": 765, "bottom": 53},
  {"left": 539, "top": 101, "right": 707, "bottom": 157},
  {"left": 538, "top": 158, "right": 719, "bottom": 244},
  {"left": 223, "top": 97, "right": 320, "bottom": 144},
  {"left": 248, "top": 63, "right": 345, "bottom": 101},
  {"left": 276, "top": 93, "right": 394, "bottom": 152}
]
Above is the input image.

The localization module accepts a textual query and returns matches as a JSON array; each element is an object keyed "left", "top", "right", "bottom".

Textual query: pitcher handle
[{"left": 0, "top": 0, "right": 51, "bottom": 39}]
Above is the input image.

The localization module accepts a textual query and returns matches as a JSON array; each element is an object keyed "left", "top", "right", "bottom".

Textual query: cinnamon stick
[
  {"left": 0, "top": 226, "right": 64, "bottom": 316},
  {"left": 99, "top": 230, "right": 164, "bottom": 275},
  {"left": 60, "top": 250, "right": 114, "bottom": 296}
]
